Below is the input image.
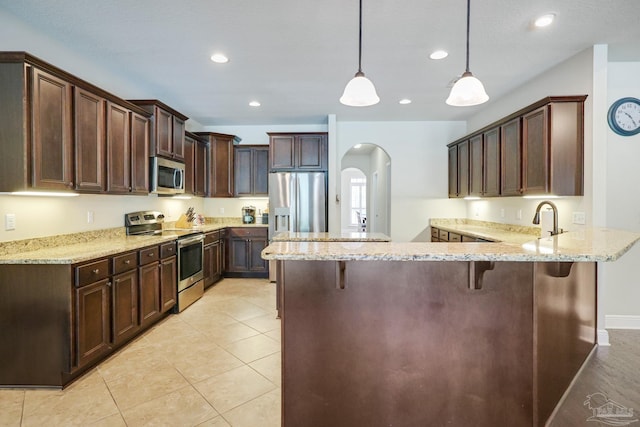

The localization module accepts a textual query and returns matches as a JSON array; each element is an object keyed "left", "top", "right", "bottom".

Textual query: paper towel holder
[{"left": 532, "top": 201, "right": 562, "bottom": 236}]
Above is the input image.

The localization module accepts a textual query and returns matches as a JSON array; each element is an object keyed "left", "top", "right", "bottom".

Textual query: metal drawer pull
[
  {"left": 148, "top": 253, "right": 154, "bottom": 257},
  {"left": 92, "top": 269, "right": 100, "bottom": 274},
  {"left": 125, "top": 260, "right": 130, "bottom": 264}
]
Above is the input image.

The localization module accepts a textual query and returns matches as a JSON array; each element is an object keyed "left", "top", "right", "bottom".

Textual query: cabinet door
[
  {"left": 234, "top": 147, "right": 253, "bottom": 196},
  {"left": 112, "top": 269, "right": 139, "bottom": 345},
  {"left": 500, "top": 118, "right": 522, "bottom": 196},
  {"left": 297, "top": 135, "right": 326, "bottom": 170},
  {"left": 203, "top": 243, "right": 214, "bottom": 288},
  {"left": 194, "top": 142, "right": 208, "bottom": 196},
  {"left": 130, "top": 112, "right": 149, "bottom": 194},
  {"left": 172, "top": 116, "right": 185, "bottom": 161},
  {"left": 138, "top": 262, "right": 161, "bottom": 328},
  {"left": 75, "top": 278, "right": 111, "bottom": 368},
  {"left": 227, "top": 238, "right": 250, "bottom": 272},
  {"left": 160, "top": 255, "right": 177, "bottom": 313},
  {"left": 31, "top": 67, "right": 73, "bottom": 190},
  {"left": 469, "top": 135, "right": 483, "bottom": 196},
  {"left": 204, "top": 242, "right": 221, "bottom": 288},
  {"left": 269, "top": 135, "right": 296, "bottom": 170},
  {"left": 522, "top": 106, "right": 549, "bottom": 194},
  {"left": 155, "top": 106, "right": 173, "bottom": 158},
  {"left": 184, "top": 135, "right": 195, "bottom": 194},
  {"left": 211, "top": 136, "right": 234, "bottom": 197},
  {"left": 483, "top": 128, "right": 500, "bottom": 197},
  {"left": 253, "top": 147, "right": 269, "bottom": 195},
  {"left": 248, "top": 238, "right": 268, "bottom": 272},
  {"left": 106, "top": 102, "right": 131, "bottom": 193},
  {"left": 448, "top": 146, "right": 458, "bottom": 198},
  {"left": 457, "top": 141, "right": 470, "bottom": 197},
  {"left": 74, "top": 87, "right": 105, "bottom": 192}
]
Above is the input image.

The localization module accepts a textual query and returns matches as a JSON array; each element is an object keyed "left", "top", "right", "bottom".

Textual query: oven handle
[{"left": 177, "top": 234, "right": 205, "bottom": 247}]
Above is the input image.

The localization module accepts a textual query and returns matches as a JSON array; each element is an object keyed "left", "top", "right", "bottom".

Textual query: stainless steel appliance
[
  {"left": 151, "top": 157, "right": 185, "bottom": 195},
  {"left": 124, "top": 210, "right": 204, "bottom": 312},
  {"left": 268, "top": 172, "right": 327, "bottom": 240}
]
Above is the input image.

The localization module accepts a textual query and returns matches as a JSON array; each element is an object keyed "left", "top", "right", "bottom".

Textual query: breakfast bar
[{"left": 262, "top": 228, "right": 640, "bottom": 427}]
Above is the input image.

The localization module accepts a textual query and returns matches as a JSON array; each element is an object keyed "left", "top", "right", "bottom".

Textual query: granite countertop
[
  {"left": 0, "top": 220, "right": 268, "bottom": 265},
  {"left": 261, "top": 228, "right": 640, "bottom": 262},
  {"left": 272, "top": 231, "right": 391, "bottom": 242},
  {"left": 430, "top": 218, "right": 541, "bottom": 244}
]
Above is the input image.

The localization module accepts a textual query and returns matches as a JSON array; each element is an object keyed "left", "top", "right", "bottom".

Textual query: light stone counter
[
  {"left": 272, "top": 231, "right": 391, "bottom": 242},
  {"left": 262, "top": 228, "right": 640, "bottom": 262},
  {"left": 430, "top": 218, "right": 541, "bottom": 244},
  {"left": 0, "top": 220, "right": 268, "bottom": 265}
]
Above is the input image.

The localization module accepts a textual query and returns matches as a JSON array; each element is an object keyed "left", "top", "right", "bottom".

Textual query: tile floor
[{"left": 0, "top": 278, "right": 281, "bottom": 427}]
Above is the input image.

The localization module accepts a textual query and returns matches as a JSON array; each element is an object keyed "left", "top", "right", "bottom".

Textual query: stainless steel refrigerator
[{"left": 268, "top": 172, "right": 327, "bottom": 240}]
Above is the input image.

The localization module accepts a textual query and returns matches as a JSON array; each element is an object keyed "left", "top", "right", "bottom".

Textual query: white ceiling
[{"left": 2, "top": 0, "right": 640, "bottom": 126}]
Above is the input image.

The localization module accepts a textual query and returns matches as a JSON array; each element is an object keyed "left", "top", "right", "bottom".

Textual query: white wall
[
  {"left": 603, "top": 61, "right": 640, "bottom": 322},
  {"left": 335, "top": 121, "right": 467, "bottom": 242}
]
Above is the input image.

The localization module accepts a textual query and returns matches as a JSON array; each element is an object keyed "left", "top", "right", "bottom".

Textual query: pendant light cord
[
  {"left": 465, "top": 0, "right": 470, "bottom": 73},
  {"left": 358, "top": 0, "right": 363, "bottom": 73}
]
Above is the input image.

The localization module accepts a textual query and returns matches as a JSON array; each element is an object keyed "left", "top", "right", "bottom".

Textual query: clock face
[{"left": 608, "top": 97, "right": 640, "bottom": 136}]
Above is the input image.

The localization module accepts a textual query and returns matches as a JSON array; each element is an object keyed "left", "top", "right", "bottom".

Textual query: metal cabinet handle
[
  {"left": 148, "top": 253, "right": 154, "bottom": 257},
  {"left": 92, "top": 269, "right": 100, "bottom": 274},
  {"left": 107, "top": 281, "right": 112, "bottom": 287},
  {"left": 124, "top": 260, "right": 130, "bottom": 264}
]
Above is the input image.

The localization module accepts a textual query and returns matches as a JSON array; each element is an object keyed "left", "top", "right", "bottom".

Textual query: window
[{"left": 350, "top": 177, "right": 366, "bottom": 226}]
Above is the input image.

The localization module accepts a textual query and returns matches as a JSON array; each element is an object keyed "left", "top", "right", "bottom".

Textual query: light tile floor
[{"left": 0, "top": 278, "right": 280, "bottom": 427}]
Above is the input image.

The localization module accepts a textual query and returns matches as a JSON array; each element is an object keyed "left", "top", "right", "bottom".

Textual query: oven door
[{"left": 177, "top": 234, "right": 204, "bottom": 292}]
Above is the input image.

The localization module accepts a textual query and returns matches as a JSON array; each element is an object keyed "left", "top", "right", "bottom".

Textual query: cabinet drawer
[
  {"left": 461, "top": 235, "right": 477, "bottom": 242},
  {"left": 113, "top": 252, "right": 137, "bottom": 274},
  {"left": 438, "top": 230, "right": 449, "bottom": 241},
  {"left": 449, "top": 233, "right": 461, "bottom": 242},
  {"left": 205, "top": 230, "right": 221, "bottom": 245},
  {"left": 431, "top": 228, "right": 439, "bottom": 238},
  {"left": 227, "top": 227, "right": 268, "bottom": 238},
  {"left": 75, "top": 259, "right": 110, "bottom": 287},
  {"left": 139, "top": 246, "right": 159, "bottom": 265},
  {"left": 160, "top": 242, "right": 176, "bottom": 259}
]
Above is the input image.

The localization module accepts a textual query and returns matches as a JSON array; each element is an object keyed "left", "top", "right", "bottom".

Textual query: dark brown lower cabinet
[
  {"left": 138, "top": 262, "right": 161, "bottom": 328},
  {"left": 111, "top": 269, "right": 139, "bottom": 345},
  {"left": 204, "top": 230, "right": 223, "bottom": 288},
  {"left": 74, "top": 278, "right": 111, "bottom": 369},
  {"left": 224, "top": 227, "right": 268, "bottom": 278},
  {"left": 160, "top": 254, "right": 177, "bottom": 313},
  {"left": 279, "top": 260, "right": 596, "bottom": 427}
]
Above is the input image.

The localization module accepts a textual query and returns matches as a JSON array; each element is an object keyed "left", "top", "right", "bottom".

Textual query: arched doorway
[{"left": 340, "top": 143, "right": 391, "bottom": 235}]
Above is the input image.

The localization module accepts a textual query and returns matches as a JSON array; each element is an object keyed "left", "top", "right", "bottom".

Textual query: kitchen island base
[{"left": 279, "top": 260, "right": 595, "bottom": 427}]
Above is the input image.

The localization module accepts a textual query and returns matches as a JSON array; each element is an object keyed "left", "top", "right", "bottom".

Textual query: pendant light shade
[
  {"left": 340, "top": 0, "right": 379, "bottom": 107},
  {"left": 446, "top": 0, "right": 489, "bottom": 107}
]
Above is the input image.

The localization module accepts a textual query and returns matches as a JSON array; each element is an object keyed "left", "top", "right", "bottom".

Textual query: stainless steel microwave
[{"left": 151, "top": 157, "right": 185, "bottom": 194}]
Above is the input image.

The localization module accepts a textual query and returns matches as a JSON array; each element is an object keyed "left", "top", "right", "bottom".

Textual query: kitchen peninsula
[{"left": 262, "top": 228, "right": 640, "bottom": 427}]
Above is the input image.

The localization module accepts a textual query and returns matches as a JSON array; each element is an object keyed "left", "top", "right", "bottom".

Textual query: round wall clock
[{"left": 608, "top": 97, "right": 640, "bottom": 136}]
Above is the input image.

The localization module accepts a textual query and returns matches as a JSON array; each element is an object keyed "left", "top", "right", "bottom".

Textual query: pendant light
[
  {"left": 446, "top": 0, "right": 489, "bottom": 106},
  {"left": 340, "top": 0, "right": 380, "bottom": 107}
]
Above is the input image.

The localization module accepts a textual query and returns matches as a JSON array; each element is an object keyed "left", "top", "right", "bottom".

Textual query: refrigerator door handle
[{"left": 291, "top": 174, "right": 298, "bottom": 232}]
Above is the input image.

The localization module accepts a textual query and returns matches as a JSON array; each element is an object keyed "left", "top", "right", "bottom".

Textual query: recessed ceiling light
[
  {"left": 429, "top": 50, "right": 449, "bottom": 60},
  {"left": 249, "top": 101, "right": 261, "bottom": 107},
  {"left": 210, "top": 53, "right": 229, "bottom": 63},
  {"left": 399, "top": 99, "right": 412, "bottom": 105},
  {"left": 534, "top": 13, "right": 555, "bottom": 28}
]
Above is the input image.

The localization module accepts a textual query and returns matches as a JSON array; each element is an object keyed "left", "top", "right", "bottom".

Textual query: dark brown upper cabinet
[
  {"left": 74, "top": 87, "right": 105, "bottom": 192},
  {"left": 457, "top": 140, "right": 470, "bottom": 197},
  {"left": 468, "top": 134, "right": 483, "bottom": 197},
  {"left": 268, "top": 132, "right": 327, "bottom": 171},
  {"left": 130, "top": 112, "right": 150, "bottom": 195},
  {"left": 184, "top": 131, "right": 208, "bottom": 197},
  {"left": 234, "top": 145, "right": 269, "bottom": 197},
  {"left": 195, "top": 132, "right": 237, "bottom": 198},
  {"left": 0, "top": 52, "right": 151, "bottom": 194},
  {"left": 128, "top": 100, "right": 187, "bottom": 162},
  {"left": 447, "top": 95, "right": 586, "bottom": 198}
]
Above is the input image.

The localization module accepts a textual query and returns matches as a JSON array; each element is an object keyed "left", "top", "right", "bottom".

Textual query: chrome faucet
[{"left": 532, "top": 201, "right": 561, "bottom": 236}]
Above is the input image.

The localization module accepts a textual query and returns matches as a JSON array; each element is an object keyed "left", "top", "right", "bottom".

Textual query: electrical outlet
[
  {"left": 5, "top": 213, "right": 16, "bottom": 230},
  {"left": 219, "top": 207, "right": 225, "bottom": 214},
  {"left": 572, "top": 212, "right": 586, "bottom": 225},
  {"left": 516, "top": 209, "right": 522, "bottom": 220},
  {"left": 500, "top": 208, "right": 505, "bottom": 218},
  {"left": 87, "top": 211, "right": 94, "bottom": 223}
]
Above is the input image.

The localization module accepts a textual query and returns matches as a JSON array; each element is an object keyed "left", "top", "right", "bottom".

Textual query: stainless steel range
[{"left": 125, "top": 211, "right": 204, "bottom": 312}]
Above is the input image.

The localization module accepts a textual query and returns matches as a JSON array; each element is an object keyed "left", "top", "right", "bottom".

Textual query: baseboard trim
[{"left": 605, "top": 315, "right": 640, "bottom": 330}]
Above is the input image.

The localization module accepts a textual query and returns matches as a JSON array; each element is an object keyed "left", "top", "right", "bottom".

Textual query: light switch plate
[
  {"left": 5, "top": 213, "right": 16, "bottom": 230},
  {"left": 572, "top": 212, "right": 586, "bottom": 225}
]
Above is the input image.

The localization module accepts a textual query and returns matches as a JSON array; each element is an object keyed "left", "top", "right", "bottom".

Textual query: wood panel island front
[{"left": 262, "top": 228, "right": 640, "bottom": 427}]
